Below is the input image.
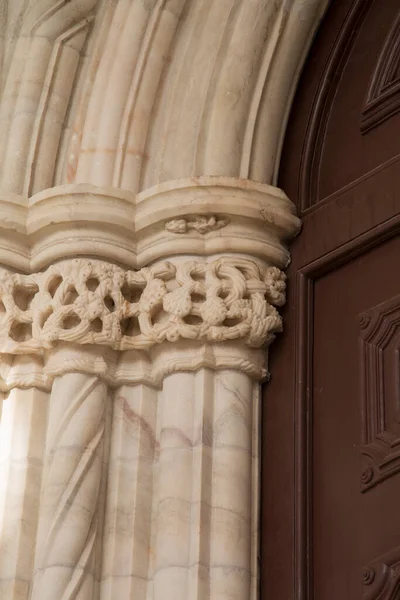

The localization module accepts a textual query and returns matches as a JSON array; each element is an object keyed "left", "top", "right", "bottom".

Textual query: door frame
[{"left": 293, "top": 213, "right": 400, "bottom": 599}]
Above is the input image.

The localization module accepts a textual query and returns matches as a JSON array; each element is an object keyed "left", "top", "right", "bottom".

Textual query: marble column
[
  {"left": 0, "top": 176, "right": 299, "bottom": 600},
  {"left": 151, "top": 365, "right": 258, "bottom": 600},
  {"left": 31, "top": 371, "right": 108, "bottom": 600}
]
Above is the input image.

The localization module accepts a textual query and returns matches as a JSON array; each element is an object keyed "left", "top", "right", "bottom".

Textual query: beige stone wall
[{"left": 0, "top": 1, "right": 328, "bottom": 598}]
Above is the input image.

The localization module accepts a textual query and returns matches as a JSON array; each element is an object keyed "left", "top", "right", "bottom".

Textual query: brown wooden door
[{"left": 261, "top": 1, "right": 400, "bottom": 599}]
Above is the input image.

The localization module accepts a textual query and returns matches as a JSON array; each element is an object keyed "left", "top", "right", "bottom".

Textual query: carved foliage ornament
[
  {"left": 165, "top": 214, "right": 229, "bottom": 234},
  {"left": 0, "top": 258, "right": 286, "bottom": 354}
]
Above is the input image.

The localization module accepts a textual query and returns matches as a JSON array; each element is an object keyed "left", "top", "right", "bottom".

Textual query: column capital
[
  {"left": 0, "top": 177, "right": 300, "bottom": 384},
  {"left": 0, "top": 256, "right": 286, "bottom": 372}
]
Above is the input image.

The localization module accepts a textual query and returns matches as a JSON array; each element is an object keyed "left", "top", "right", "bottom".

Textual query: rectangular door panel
[{"left": 312, "top": 235, "right": 400, "bottom": 599}]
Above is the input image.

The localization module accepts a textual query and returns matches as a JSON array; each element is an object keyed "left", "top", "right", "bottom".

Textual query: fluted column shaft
[
  {"left": 151, "top": 367, "right": 259, "bottom": 600},
  {"left": 100, "top": 381, "right": 158, "bottom": 600}
]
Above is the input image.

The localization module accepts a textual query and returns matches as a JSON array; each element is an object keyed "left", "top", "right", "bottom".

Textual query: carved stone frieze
[{"left": 0, "top": 258, "right": 286, "bottom": 355}]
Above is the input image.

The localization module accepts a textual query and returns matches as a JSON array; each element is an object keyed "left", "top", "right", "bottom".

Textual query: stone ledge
[{"left": 0, "top": 177, "right": 300, "bottom": 271}]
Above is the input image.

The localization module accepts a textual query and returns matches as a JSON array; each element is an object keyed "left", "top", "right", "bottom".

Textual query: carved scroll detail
[
  {"left": 0, "top": 258, "right": 285, "bottom": 354},
  {"left": 363, "top": 545, "right": 400, "bottom": 600}
]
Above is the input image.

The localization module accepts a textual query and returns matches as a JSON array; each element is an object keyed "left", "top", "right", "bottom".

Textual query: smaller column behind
[{"left": 100, "top": 381, "right": 158, "bottom": 600}]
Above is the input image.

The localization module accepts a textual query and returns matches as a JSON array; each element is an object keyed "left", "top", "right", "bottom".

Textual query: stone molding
[
  {"left": 0, "top": 342, "right": 269, "bottom": 392},
  {"left": 0, "top": 177, "right": 300, "bottom": 271}
]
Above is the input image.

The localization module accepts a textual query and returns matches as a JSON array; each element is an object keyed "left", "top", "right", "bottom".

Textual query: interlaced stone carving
[{"left": 0, "top": 258, "right": 286, "bottom": 354}]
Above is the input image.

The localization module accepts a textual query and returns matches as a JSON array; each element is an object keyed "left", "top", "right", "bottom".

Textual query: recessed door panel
[{"left": 313, "top": 236, "right": 400, "bottom": 599}]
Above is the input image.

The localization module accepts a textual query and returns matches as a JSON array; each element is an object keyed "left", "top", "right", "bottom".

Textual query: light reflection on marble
[{"left": 0, "top": 387, "right": 48, "bottom": 600}]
